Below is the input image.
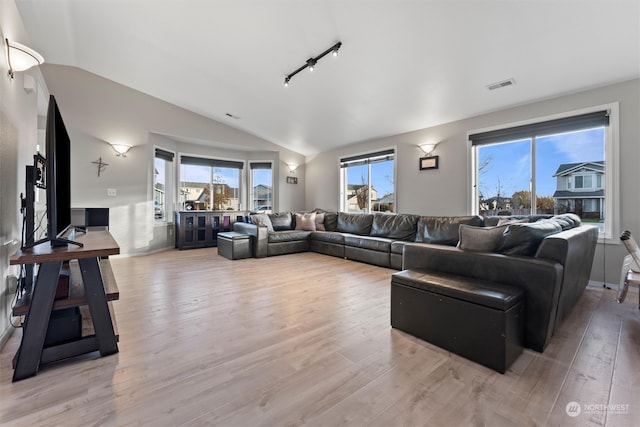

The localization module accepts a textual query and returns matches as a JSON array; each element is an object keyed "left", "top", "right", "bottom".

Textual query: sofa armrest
[
  {"left": 535, "top": 225, "right": 598, "bottom": 323},
  {"left": 233, "top": 222, "right": 268, "bottom": 258},
  {"left": 402, "top": 243, "right": 563, "bottom": 351}
]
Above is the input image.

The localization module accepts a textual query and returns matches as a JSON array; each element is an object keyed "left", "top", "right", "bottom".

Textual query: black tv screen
[{"left": 45, "top": 95, "right": 71, "bottom": 245}]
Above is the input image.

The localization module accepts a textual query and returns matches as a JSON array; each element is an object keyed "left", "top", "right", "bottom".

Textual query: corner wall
[
  {"left": 0, "top": 0, "right": 50, "bottom": 347},
  {"left": 305, "top": 79, "right": 640, "bottom": 284}
]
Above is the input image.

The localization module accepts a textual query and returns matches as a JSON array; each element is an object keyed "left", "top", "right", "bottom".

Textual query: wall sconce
[
  {"left": 419, "top": 142, "right": 439, "bottom": 156},
  {"left": 287, "top": 163, "right": 299, "bottom": 173},
  {"left": 283, "top": 41, "right": 341, "bottom": 86},
  {"left": 5, "top": 38, "right": 44, "bottom": 79},
  {"left": 110, "top": 143, "right": 132, "bottom": 157}
]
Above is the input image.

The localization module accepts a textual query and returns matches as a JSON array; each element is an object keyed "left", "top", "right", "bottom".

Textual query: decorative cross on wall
[{"left": 92, "top": 157, "right": 108, "bottom": 177}]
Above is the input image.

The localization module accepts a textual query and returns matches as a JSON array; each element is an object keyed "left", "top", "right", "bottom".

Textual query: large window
[
  {"left": 179, "top": 156, "right": 243, "bottom": 211},
  {"left": 340, "top": 149, "right": 395, "bottom": 213},
  {"left": 154, "top": 148, "right": 174, "bottom": 222},
  {"left": 470, "top": 106, "right": 618, "bottom": 238},
  {"left": 249, "top": 162, "right": 273, "bottom": 211}
]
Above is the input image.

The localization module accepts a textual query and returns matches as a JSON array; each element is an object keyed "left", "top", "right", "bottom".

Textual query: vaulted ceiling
[{"left": 15, "top": 0, "right": 640, "bottom": 156}]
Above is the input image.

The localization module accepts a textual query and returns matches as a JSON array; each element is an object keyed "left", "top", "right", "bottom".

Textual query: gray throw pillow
[
  {"left": 250, "top": 213, "right": 274, "bottom": 232},
  {"left": 458, "top": 224, "right": 508, "bottom": 252}
]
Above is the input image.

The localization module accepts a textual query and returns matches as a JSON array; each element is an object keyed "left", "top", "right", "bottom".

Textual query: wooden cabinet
[{"left": 175, "top": 211, "right": 246, "bottom": 250}]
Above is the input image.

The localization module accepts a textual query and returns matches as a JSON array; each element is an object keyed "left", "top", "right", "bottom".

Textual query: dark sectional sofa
[{"left": 232, "top": 209, "right": 599, "bottom": 352}]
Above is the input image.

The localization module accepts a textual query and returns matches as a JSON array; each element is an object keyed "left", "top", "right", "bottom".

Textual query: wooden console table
[{"left": 10, "top": 231, "right": 120, "bottom": 382}]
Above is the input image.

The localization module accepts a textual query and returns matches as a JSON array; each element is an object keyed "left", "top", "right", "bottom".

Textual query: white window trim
[
  {"left": 467, "top": 102, "right": 619, "bottom": 243},
  {"left": 248, "top": 160, "right": 274, "bottom": 212},
  {"left": 153, "top": 146, "right": 176, "bottom": 225},
  {"left": 339, "top": 146, "right": 397, "bottom": 213},
  {"left": 177, "top": 152, "right": 246, "bottom": 211}
]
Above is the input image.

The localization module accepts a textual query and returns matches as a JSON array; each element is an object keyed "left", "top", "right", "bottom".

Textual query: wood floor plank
[{"left": 1, "top": 249, "right": 638, "bottom": 426}]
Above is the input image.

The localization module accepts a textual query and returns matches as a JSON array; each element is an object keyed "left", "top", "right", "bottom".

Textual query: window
[
  {"left": 470, "top": 106, "right": 618, "bottom": 239},
  {"left": 249, "top": 162, "right": 273, "bottom": 211},
  {"left": 340, "top": 149, "right": 395, "bottom": 213},
  {"left": 154, "top": 148, "right": 174, "bottom": 222},
  {"left": 179, "top": 156, "right": 243, "bottom": 211}
]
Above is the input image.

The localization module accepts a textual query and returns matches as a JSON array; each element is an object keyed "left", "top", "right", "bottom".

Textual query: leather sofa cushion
[
  {"left": 268, "top": 230, "right": 312, "bottom": 243},
  {"left": 268, "top": 212, "right": 293, "bottom": 231},
  {"left": 310, "top": 231, "right": 345, "bottom": 244},
  {"left": 484, "top": 214, "right": 551, "bottom": 226},
  {"left": 415, "top": 215, "right": 483, "bottom": 245},
  {"left": 370, "top": 213, "right": 419, "bottom": 240},
  {"left": 338, "top": 213, "right": 374, "bottom": 235},
  {"left": 343, "top": 234, "right": 392, "bottom": 252},
  {"left": 499, "top": 220, "right": 563, "bottom": 256}
]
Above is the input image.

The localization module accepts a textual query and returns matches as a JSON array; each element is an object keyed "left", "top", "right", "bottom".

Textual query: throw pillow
[
  {"left": 499, "top": 220, "right": 563, "bottom": 256},
  {"left": 458, "top": 224, "right": 508, "bottom": 252},
  {"left": 268, "top": 211, "right": 293, "bottom": 231},
  {"left": 315, "top": 212, "right": 326, "bottom": 231},
  {"left": 250, "top": 213, "right": 274, "bottom": 232},
  {"left": 295, "top": 212, "right": 317, "bottom": 231},
  {"left": 497, "top": 217, "right": 529, "bottom": 226}
]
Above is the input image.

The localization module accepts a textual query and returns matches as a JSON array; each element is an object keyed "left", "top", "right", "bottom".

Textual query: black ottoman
[
  {"left": 217, "top": 231, "right": 252, "bottom": 260},
  {"left": 391, "top": 269, "right": 525, "bottom": 373}
]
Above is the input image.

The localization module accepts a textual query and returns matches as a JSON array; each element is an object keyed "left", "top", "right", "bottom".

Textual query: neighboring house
[
  {"left": 552, "top": 161, "right": 604, "bottom": 219},
  {"left": 181, "top": 182, "right": 240, "bottom": 210},
  {"left": 346, "top": 184, "right": 378, "bottom": 212},
  {"left": 252, "top": 184, "right": 273, "bottom": 207},
  {"left": 374, "top": 192, "right": 395, "bottom": 212}
]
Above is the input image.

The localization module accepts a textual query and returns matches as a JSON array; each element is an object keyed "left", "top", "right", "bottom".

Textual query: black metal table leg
[
  {"left": 12, "top": 261, "right": 63, "bottom": 382},
  {"left": 78, "top": 258, "right": 118, "bottom": 356}
]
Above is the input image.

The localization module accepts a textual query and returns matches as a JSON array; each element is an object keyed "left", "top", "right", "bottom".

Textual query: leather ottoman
[
  {"left": 391, "top": 269, "right": 525, "bottom": 373},
  {"left": 218, "top": 231, "right": 252, "bottom": 260}
]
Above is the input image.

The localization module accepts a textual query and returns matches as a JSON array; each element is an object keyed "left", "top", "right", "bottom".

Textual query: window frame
[
  {"left": 339, "top": 148, "right": 396, "bottom": 214},
  {"left": 468, "top": 103, "right": 619, "bottom": 243},
  {"left": 178, "top": 153, "right": 245, "bottom": 211},
  {"left": 153, "top": 147, "right": 175, "bottom": 223},
  {"left": 249, "top": 161, "right": 274, "bottom": 212}
]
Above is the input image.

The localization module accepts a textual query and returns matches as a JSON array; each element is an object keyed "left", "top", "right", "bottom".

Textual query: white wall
[
  {"left": 40, "top": 65, "right": 306, "bottom": 255},
  {"left": 0, "top": 0, "right": 50, "bottom": 347},
  {"left": 305, "top": 79, "right": 640, "bottom": 284}
]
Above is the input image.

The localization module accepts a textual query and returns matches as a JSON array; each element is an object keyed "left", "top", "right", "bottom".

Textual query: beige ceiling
[{"left": 15, "top": 0, "right": 640, "bottom": 156}]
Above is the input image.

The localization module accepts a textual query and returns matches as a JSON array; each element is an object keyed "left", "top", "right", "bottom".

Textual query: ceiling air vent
[{"left": 486, "top": 78, "right": 515, "bottom": 91}]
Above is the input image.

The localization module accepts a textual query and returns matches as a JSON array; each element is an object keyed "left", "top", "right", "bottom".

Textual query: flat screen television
[{"left": 44, "top": 95, "right": 81, "bottom": 247}]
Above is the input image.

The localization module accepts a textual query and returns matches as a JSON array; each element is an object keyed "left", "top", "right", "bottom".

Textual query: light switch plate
[{"left": 107, "top": 188, "right": 117, "bottom": 197}]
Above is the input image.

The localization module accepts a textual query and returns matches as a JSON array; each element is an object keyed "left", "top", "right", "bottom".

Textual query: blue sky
[
  {"left": 478, "top": 127, "right": 604, "bottom": 199},
  {"left": 345, "top": 161, "right": 395, "bottom": 196}
]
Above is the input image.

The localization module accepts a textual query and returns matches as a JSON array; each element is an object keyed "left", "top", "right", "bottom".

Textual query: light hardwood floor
[{"left": 1, "top": 249, "right": 639, "bottom": 426}]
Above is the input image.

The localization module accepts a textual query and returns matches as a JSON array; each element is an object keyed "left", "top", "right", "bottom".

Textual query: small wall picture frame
[
  {"left": 286, "top": 176, "right": 298, "bottom": 184},
  {"left": 419, "top": 155, "right": 439, "bottom": 170}
]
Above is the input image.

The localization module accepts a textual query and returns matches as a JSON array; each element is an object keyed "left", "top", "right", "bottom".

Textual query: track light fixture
[{"left": 283, "top": 41, "right": 341, "bottom": 86}]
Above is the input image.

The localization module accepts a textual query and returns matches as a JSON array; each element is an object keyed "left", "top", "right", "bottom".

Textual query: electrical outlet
[{"left": 107, "top": 188, "right": 117, "bottom": 197}]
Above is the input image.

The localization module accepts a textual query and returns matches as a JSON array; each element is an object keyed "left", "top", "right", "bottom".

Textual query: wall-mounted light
[
  {"left": 287, "top": 163, "right": 299, "bottom": 173},
  {"left": 110, "top": 143, "right": 132, "bottom": 157},
  {"left": 5, "top": 38, "right": 44, "bottom": 79},
  {"left": 283, "top": 41, "right": 341, "bottom": 86},
  {"left": 419, "top": 142, "right": 439, "bottom": 156}
]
